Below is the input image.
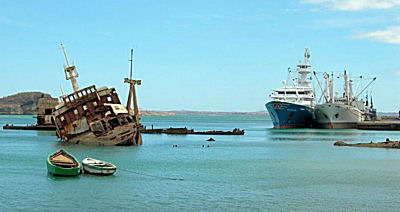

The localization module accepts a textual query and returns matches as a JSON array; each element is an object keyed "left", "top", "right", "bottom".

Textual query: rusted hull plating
[
  {"left": 62, "top": 122, "right": 142, "bottom": 146},
  {"left": 54, "top": 86, "right": 142, "bottom": 146}
]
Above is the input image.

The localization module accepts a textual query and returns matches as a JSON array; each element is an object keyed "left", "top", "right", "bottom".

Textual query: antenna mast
[
  {"left": 60, "top": 43, "right": 79, "bottom": 92},
  {"left": 124, "top": 49, "right": 142, "bottom": 126},
  {"left": 129, "top": 49, "right": 133, "bottom": 80}
]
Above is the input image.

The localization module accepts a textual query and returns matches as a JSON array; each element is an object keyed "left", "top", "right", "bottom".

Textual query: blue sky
[{"left": 1, "top": 0, "right": 400, "bottom": 112}]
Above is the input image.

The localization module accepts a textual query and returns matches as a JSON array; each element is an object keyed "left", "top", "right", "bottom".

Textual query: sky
[{"left": 1, "top": 0, "right": 400, "bottom": 112}]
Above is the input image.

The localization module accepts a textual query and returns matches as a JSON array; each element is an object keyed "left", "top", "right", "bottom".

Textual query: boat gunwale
[
  {"left": 82, "top": 157, "right": 116, "bottom": 171},
  {"left": 47, "top": 149, "right": 81, "bottom": 176}
]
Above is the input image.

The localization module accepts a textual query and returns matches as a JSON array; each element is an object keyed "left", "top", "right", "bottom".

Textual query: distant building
[{"left": 36, "top": 96, "right": 58, "bottom": 125}]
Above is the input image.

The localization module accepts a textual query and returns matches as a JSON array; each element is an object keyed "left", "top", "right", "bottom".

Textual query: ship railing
[{"left": 270, "top": 94, "right": 311, "bottom": 98}]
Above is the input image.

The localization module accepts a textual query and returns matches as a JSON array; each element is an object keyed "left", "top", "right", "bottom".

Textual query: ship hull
[
  {"left": 265, "top": 101, "right": 314, "bottom": 128},
  {"left": 314, "top": 103, "right": 363, "bottom": 129},
  {"left": 65, "top": 122, "right": 142, "bottom": 146},
  {"left": 54, "top": 85, "right": 142, "bottom": 146}
]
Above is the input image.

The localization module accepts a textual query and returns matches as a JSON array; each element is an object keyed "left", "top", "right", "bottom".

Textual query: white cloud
[
  {"left": 353, "top": 26, "right": 400, "bottom": 44},
  {"left": 303, "top": 0, "right": 400, "bottom": 11},
  {"left": 0, "top": 16, "right": 31, "bottom": 28}
]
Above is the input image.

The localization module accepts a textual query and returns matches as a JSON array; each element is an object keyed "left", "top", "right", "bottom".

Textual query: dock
[
  {"left": 140, "top": 127, "right": 244, "bottom": 135},
  {"left": 2, "top": 124, "right": 245, "bottom": 135},
  {"left": 357, "top": 119, "right": 400, "bottom": 130},
  {"left": 3, "top": 124, "right": 56, "bottom": 131}
]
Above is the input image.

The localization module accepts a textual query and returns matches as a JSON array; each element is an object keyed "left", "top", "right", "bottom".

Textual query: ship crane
[
  {"left": 352, "top": 75, "right": 363, "bottom": 97},
  {"left": 60, "top": 43, "right": 79, "bottom": 92},
  {"left": 351, "top": 77, "right": 376, "bottom": 103},
  {"left": 124, "top": 49, "right": 142, "bottom": 126},
  {"left": 313, "top": 71, "right": 329, "bottom": 103}
]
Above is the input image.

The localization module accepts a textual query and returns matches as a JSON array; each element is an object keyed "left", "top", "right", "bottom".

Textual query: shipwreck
[{"left": 54, "top": 44, "right": 142, "bottom": 146}]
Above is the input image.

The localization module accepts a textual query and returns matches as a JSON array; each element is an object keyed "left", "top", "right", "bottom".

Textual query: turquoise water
[{"left": 1, "top": 115, "right": 400, "bottom": 211}]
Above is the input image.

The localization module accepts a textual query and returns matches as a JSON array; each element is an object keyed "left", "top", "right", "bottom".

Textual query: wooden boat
[
  {"left": 82, "top": 158, "right": 117, "bottom": 175},
  {"left": 47, "top": 149, "right": 81, "bottom": 176}
]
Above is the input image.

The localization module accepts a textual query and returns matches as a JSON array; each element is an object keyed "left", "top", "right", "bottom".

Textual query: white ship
[
  {"left": 265, "top": 48, "right": 316, "bottom": 128},
  {"left": 313, "top": 71, "right": 376, "bottom": 129}
]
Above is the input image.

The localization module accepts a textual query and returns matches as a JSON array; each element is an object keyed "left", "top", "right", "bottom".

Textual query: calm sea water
[{"left": 1, "top": 115, "right": 400, "bottom": 211}]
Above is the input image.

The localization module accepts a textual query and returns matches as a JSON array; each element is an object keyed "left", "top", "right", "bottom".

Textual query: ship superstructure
[
  {"left": 265, "top": 48, "right": 315, "bottom": 128},
  {"left": 54, "top": 44, "right": 142, "bottom": 145}
]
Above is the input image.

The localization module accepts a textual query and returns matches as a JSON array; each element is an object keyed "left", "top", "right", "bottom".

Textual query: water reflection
[
  {"left": 265, "top": 128, "right": 400, "bottom": 142},
  {"left": 36, "top": 130, "right": 56, "bottom": 136},
  {"left": 46, "top": 173, "right": 81, "bottom": 181}
]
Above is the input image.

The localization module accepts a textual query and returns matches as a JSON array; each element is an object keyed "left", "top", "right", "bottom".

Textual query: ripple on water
[{"left": 1, "top": 115, "right": 400, "bottom": 211}]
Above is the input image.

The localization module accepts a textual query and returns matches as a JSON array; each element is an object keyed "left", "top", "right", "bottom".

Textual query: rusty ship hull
[
  {"left": 54, "top": 86, "right": 142, "bottom": 146},
  {"left": 54, "top": 44, "right": 142, "bottom": 146},
  {"left": 66, "top": 121, "right": 142, "bottom": 146}
]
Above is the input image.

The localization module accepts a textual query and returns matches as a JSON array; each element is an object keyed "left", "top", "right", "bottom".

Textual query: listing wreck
[{"left": 54, "top": 44, "right": 142, "bottom": 146}]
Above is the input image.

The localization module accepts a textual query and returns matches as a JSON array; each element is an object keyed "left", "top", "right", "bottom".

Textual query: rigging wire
[{"left": 118, "top": 168, "right": 184, "bottom": 181}]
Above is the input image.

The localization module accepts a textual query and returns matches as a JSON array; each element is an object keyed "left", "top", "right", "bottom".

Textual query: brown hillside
[{"left": 0, "top": 92, "right": 52, "bottom": 114}]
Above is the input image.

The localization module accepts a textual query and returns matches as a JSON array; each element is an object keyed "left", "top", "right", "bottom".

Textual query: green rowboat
[{"left": 47, "top": 149, "right": 81, "bottom": 176}]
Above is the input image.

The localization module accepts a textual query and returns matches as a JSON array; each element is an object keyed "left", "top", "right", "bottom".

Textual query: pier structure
[
  {"left": 36, "top": 96, "right": 59, "bottom": 125},
  {"left": 357, "top": 119, "right": 400, "bottom": 130}
]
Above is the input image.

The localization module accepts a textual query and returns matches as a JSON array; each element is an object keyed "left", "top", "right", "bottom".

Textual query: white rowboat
[{"left": 82, "top": 157, "right": 117, "bottom": 175}]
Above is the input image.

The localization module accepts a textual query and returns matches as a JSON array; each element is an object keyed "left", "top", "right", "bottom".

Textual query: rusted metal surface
[
  {"left": 36, "top": 97, "right": 58, "bottom": 125},
  {"left": 61, "top": 43, "right": 80, "bottom": 92},
  {"left": 54, "top": 84, "right": 142, "bottom": 146},
  {"left": 140, "top": 127, "right": 245, "bottom": 135},
  {"left": 3, "top": 124, "right": 56, "bottom": 131},
  {"left": 66, "top": 121, "right": 142, "bottom": 146}
]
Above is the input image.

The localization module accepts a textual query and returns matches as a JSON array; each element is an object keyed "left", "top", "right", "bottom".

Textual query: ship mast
[
  {"left": 329, "top": 72, "right": 334, "bottom": 103},
  {"left": 370, "top": 94, "right": 374, "bottom": 108},
  {"left": 297, "top": 48, "right": 312, "bottom": 87},
  {"left": 344, "top": 70, "right": 349, "bottom": 104},
  {"left": 60, "top": 43, "right": 79, "bottom": 92},
  {"left": 349, "top": 79, "right": 353, "bottom": 101},
  {"left": 124, "top": 49, "right": 142, "bottom": 126}
]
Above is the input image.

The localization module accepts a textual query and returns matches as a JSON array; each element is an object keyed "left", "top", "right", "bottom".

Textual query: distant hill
[
  {"left": 140, "top": 109, "right": 268, "bottom": 117},
  {"left": 0, "top": 92, "right": 52, "bottom": 114},
  {"left": 2, "top": 92, "right": 397, "bottom": 118},
  {"left": 0, "top": 92, "right": 268, "bottom": 116}
]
